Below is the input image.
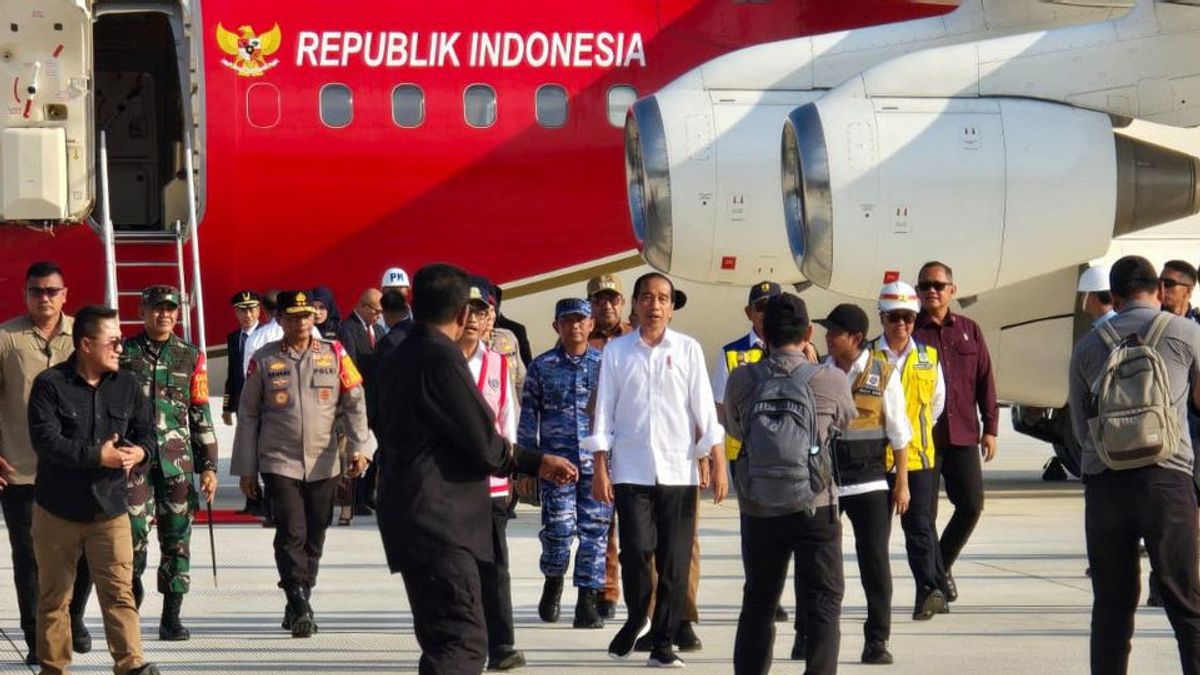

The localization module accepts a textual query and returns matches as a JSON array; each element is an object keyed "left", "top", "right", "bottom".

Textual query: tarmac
[{"left": 0, "top": 410, "right": 1186, "bottom": 674}]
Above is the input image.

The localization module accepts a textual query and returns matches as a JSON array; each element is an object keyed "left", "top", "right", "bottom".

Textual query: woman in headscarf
[{"left": 311, "top": 286, "right": 342, "bottom": 340}]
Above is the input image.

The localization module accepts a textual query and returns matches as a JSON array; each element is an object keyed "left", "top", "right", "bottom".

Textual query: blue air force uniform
[{"left": 518, "top": 317, "right": 611, "bottom": 589}]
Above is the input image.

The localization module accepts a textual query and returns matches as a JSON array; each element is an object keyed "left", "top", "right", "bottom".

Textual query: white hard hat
[
  {"left": 381, "top": 267, "right": 410, "bottom": 289},
  {"left": 1077, "top": 265, "right": 1110, "bottom": 293},
  {"left": 878, "top": 281, "right": 920, "bottom": 313}
]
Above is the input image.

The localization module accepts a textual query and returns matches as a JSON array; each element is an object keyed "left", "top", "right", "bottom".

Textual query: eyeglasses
[
  {"left": 884, "top": 312, "right": 916, "bottom": 324},
  {"left": 916, "top": 281, "right": 949, "bottom": 292},
  {"left": 1160, "top": 278, "right": 1195, "bottom": 290},
  {"left": 591, "top": 295, "right": 621, "bottom": 307},
  {"left": 467, "top": 306, "right": 490, "bottom": 317},
  {"left": 26, "top": 287, "right": 64, "bottom": 298}
]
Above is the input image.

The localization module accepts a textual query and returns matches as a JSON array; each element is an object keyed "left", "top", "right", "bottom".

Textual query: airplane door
[{"left": 0, "top": 0, "right": 93, "bottom": 224}]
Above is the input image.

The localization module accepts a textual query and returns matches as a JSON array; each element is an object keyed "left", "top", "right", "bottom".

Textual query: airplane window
[
  {"left": 392, "top": 85, "right": 425, "bottom": 128},
  {"left": 246, "top": 83, "right": 281, "bottom": 129},
  {"left": 607, "top": 85, "right": 637, "bottom": 128},
  {"left": 536, "top": 85, "right": 568, "bottom": 128},
  {"left": 320, "top": 83, "right": 353, "bottom": 129},
  {"left": 465, "top": 84, "right": 497, "bottom": 128}
]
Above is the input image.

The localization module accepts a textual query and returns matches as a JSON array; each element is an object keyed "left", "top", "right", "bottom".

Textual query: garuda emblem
[{"left": 216, "top": 23, "right": 282, "bottom": 77}]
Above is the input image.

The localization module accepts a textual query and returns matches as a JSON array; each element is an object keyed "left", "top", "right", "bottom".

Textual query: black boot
[
  {"left": 538, "top": 576, "right": 563, "bottom": 623},
  {"left": 158, "top": 592, "right": 190, "bottom": 641},
  {"left": 573, "top": 588, "right": 604, "bottom": 629},
  {"left": 70, "top": 615, "right": 92, "bottom": 654},
  {"left": 132, "top": 576, "right": 145, "bottom": 610},
  {"left": 285, "top": 584, "right": 315, "bottom": 638},
  {"left": 596, "top": 598, "right": 616, "bottom": 620}
]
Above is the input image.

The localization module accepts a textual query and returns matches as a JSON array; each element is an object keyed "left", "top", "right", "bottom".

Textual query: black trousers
[
  {"left": 0, "top": 484, "right": 91, "bottom": 650},
  {"left": 614, "top": 483, "right": 696, "bottom": 650},
  {"left": 1085, "top": 466, "right": 1200, "bottom": 675},
  {"left": 402, "top": 547, "right": 488, "bottom": 675},
  {"left": 735, "top": 506, "right": 843, "bottom": 675},
  {"left": 262, "top": 474, "right": 337, "bottom": 589},
  {"left": 478, "top": 496, "right": 515, "bottom": 653},
  {"left": 891, "top": 470, "right": 941, "bottom": 591},
  {"left": 932, "top": 444, "right": 984, "bottom": 573}
]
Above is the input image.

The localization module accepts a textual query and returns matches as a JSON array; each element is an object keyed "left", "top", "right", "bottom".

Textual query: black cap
[
  {"left": 815, "top": 303, "right": 869, "bottom": 335},
  {"left": 468, "top": 276, "right": 496, "bottom": 307},
  {"left": 764, "top": 293, "right": 810, "bottom": 337},
  {"left": 230, "top": 290, "right": 260, "bottom": 309},
  {"left": 277, "top": 290, "right": 316, "bottom": 316},
  {"left": 748, "top": 281, "right": 782, "bottom": 305}
]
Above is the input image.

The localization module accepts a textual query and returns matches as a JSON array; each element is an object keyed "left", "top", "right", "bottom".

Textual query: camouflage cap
[
  {"left": 278, "top": 290, "right": 316, "bottom": 315},
  {"left": 587, "top": 273, "right": 623, "bottom": 298},
  {"left": 141, "top": 285, "right": 181, "bottom": 307}
]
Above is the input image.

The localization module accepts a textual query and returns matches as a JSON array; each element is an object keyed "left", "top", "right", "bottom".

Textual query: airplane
[{"left": 0, "top": 0, "right": 1194, "bottom": 475}]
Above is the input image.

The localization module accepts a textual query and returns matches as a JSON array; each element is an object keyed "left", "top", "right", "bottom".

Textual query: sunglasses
[
  {"left": 884, "top": 312, "right": 916, "bottom": 324},
  {"left": 26, "top": 287, "right": 64, "bottom": 298},
  {"left": 1160, "top": 278, "right": 1194, "bottom": 290},
  {"left": 916, "top": 281, "right": 949, "bottom": 292},
  {"left": 87, "top": 336, "right": 123, "bottom": 350}
]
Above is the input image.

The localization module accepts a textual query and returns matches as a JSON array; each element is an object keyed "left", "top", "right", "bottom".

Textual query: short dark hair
[
  {"left": 632, "top": 272, "right": 675, "bottom": 303},
  {"left": 381, "top": 288, "right": 409, "bottom": 315},
  {"left": 918, "top": 261, "right": 954, "bottom": 282},
  {"left": 72, "top": 305, "right": 118, "bottom": 351},
  {"left": 261, "top": 289, "right": 279, "bottom": 313},
  {"left": 412, "top": 263, "right": 470, "bottom": 324},
  {"left": 1163, "top": 259, "right": 1198, "bottom": 284},
  {"left": 763, "top": 293, "right": 810, "bottom": 349},
  {"left": 1109, "top": 255, "right": 1160, "bottom": 300},
  {"left": 26, "top": 261, "right": 63, "bottom": 282}
]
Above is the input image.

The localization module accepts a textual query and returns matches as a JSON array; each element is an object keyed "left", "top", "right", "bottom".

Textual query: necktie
[{"left": 367, "top": 321, "right": 376, "bottom": 349}]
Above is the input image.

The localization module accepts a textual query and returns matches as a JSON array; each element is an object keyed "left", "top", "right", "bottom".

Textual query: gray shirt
[
  {"left": 724, "top": 348, "right": 856, "bottom": 517},
  {"left": 1069, "top": 301, "right": 1200, "bottom": 477}
]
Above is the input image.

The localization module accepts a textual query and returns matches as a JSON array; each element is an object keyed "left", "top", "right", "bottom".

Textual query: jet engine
[{"left": 780, "top": 86, "right": 1200, "bottom": 298}]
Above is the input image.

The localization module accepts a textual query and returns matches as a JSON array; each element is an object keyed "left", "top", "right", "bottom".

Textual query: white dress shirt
[
  {"left": 825, "top": 349, "right": 913, "bottom": 497},
  {"left": 582, "top": 328, "right": 725, "bottom": 486},
  {"left": 242, "top": 319, "right": 323, "bottom": 376},
  {"left": 710, "top": 329, "right": 764, "bottom": 405},
  {"left": 466, "top": 341, "right": 517, "bottom": 443},
  {"left": 875, "top": 337, "right": 946, "bottom": 421}
]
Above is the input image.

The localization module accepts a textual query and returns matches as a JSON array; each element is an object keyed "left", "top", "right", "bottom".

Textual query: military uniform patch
[{"left": 273, "top": 390, "right": 290, "bottom": 407}]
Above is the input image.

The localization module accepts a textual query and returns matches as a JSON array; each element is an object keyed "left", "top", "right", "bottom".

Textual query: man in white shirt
[
  {"left": 585, "top": 273, "right": 726, "bottom": 668},
  {"left": 814, "top": 303, "right": 912, "bottom": 664}
]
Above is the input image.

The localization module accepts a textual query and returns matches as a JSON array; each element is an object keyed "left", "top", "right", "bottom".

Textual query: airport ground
[{"left": 0, "top": 409, "right": 1184, "bottom": 673}]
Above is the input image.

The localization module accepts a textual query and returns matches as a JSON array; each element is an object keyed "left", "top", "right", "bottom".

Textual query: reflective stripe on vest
[
  {"left": 724, "top": 346, "right": 764, "bottom": 460},
  {"left": 874, "top": 340, "right": 939, "bottom": 472},
  {"left": 477, "top": 349, "right": 511, "bottom": 497}
]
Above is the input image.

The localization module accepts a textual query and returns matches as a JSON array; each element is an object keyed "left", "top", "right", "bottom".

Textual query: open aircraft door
[{"left": 0, "top": 0, "right": 93, "bottom": 224}]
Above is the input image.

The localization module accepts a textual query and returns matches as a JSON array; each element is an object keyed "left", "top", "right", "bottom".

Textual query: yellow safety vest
[
  {"left": 724, "top": 345, "right": 763, "bottom": 460},
  {"left": 873, "top": 339, "right": 939, "bottom": 472},
  {"left": 833, "top": 351, "right": 893, "bottom": 486}
]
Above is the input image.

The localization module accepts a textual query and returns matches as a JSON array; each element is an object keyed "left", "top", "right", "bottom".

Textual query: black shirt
[
  {"left": 375, "top": 322, "right": 542, "bottom": 570},
  {"left": 27, "top": 358, "right": 155, "bottom": 522}
]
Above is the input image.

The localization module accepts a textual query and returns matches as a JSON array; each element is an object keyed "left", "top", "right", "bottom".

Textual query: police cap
[{"left": 278, "top": 290, "right": 316, "bottom": 316}]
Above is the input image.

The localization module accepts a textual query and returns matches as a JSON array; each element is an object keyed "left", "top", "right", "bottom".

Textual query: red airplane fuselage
[{"left": 0, "top": 0, "right": 946, "bottom": 341}]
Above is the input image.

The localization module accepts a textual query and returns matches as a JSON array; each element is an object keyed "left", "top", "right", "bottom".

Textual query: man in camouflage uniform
[
  {"left": 121, "top": 285, "right": 218, "bottom": 642},
  {"left": 520, "top": 299, "right": 611, "bottom": 630}
]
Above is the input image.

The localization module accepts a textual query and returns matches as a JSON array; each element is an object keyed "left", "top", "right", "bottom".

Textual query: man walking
[
  {"left": 27, "top": 305, "right": 160, "bottom": 675},
  {"left": 0, "top": 261, "right": 93, "bottom": 664},
  {"left": 122, "top": 285, "right": 219, "bottom": 641}
]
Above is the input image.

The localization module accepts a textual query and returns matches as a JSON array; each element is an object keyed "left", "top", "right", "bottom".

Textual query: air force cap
[
  {"left": 555, "top": 298, "right": 591, "bottom": 319},
  {"left": 469, "top": 276, "right": 496, "bottom": 307}
]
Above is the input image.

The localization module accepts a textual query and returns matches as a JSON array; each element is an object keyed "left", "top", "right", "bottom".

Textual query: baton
[{"left": 205, "top": 499, "right": 218, "bottom": 588}]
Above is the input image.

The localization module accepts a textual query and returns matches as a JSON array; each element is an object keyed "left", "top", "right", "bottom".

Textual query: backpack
[
  {"left": 1087, "top": 312, "right": 1178, "bottom": 470},
  {"left": 741, "top": 360, "right": 830, "bottom": 512}
]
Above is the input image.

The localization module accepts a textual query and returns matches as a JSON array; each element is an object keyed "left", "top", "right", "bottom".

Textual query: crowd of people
[{"left": 0, "top": 254, "right": 1197, "bottom": 675}]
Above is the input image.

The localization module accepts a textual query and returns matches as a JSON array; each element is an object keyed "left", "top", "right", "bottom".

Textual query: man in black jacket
[
  {"left": 375, "top": 263, "right": 578, "bottom": 675},
  {"left": 27, "top": 305, "right": 160, "bottom": 675}
]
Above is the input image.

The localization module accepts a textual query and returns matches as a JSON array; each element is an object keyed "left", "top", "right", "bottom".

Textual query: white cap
[
  {"left": 878, "top": 281, "right": 920, "bottom": 313},
  {"left": 1077, "top": 265, "right": 1110, "bottom": 293},
  {"left": 381, "top": 267, "right": 410, "bottom": 289}
]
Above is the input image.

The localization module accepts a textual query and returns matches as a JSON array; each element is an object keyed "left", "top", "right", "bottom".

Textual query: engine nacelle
[{"left": 781, "top": 87, "right": 1200, "bottom": 298}]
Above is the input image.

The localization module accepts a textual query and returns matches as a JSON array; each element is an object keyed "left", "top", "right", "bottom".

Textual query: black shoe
[
  {"left": 914, "top": 586, "right": 948, "bottom": 621},
  {"left": 24, "top": 650, "right": 36, "bottom": 666},
  {"left": 633, "top": 634, "right": 653, "bottom": 652},
  {"left": 1042, "top": 457, "right": 1068, "bottom": 481},
  {"left": 596, "top": 599, "right": 616, "bottom": 620},
  {"left": 132, "top": 576, "right": 145, "bottom": 610},
  {"left": 127, "top": 664, "right": 162, "bottom": 675},
  {"left": 573, "top": 588, "right": 604, "bottom": 629},
  {"left": 538, "top": 576, "right": 563, "bottom": 623},
  {"left": 71, "top": 617, "right": 92, "bottom": 654},
  {"left": 774, "top": 605, "right": 789, "bottom": 622},
  {"left": 486, "top": 646, "right": 526, "bottom": 671},
  {"left": 862, "top": 640, "right": 894, "bottom": 665},
  {"left": 159, "top": 592, "right": 190, "bottom": 641},
  {"left": 607, "top": 618, "right": 646, "bottom": 659},
  {"left": 285, "top": 585, "right": 316, "bottom": 638},
  {"left": 674, "top": 621, "right": 702, "bottom": 652},
  {"left": 940, "top": 570, "right": 958, "bottom": 603},
  {"left": 647, "top": 647, "right": 685, "bottom": 668},
  {"left": 791, "top": 632, "right": 807, "bottom": 661}
]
